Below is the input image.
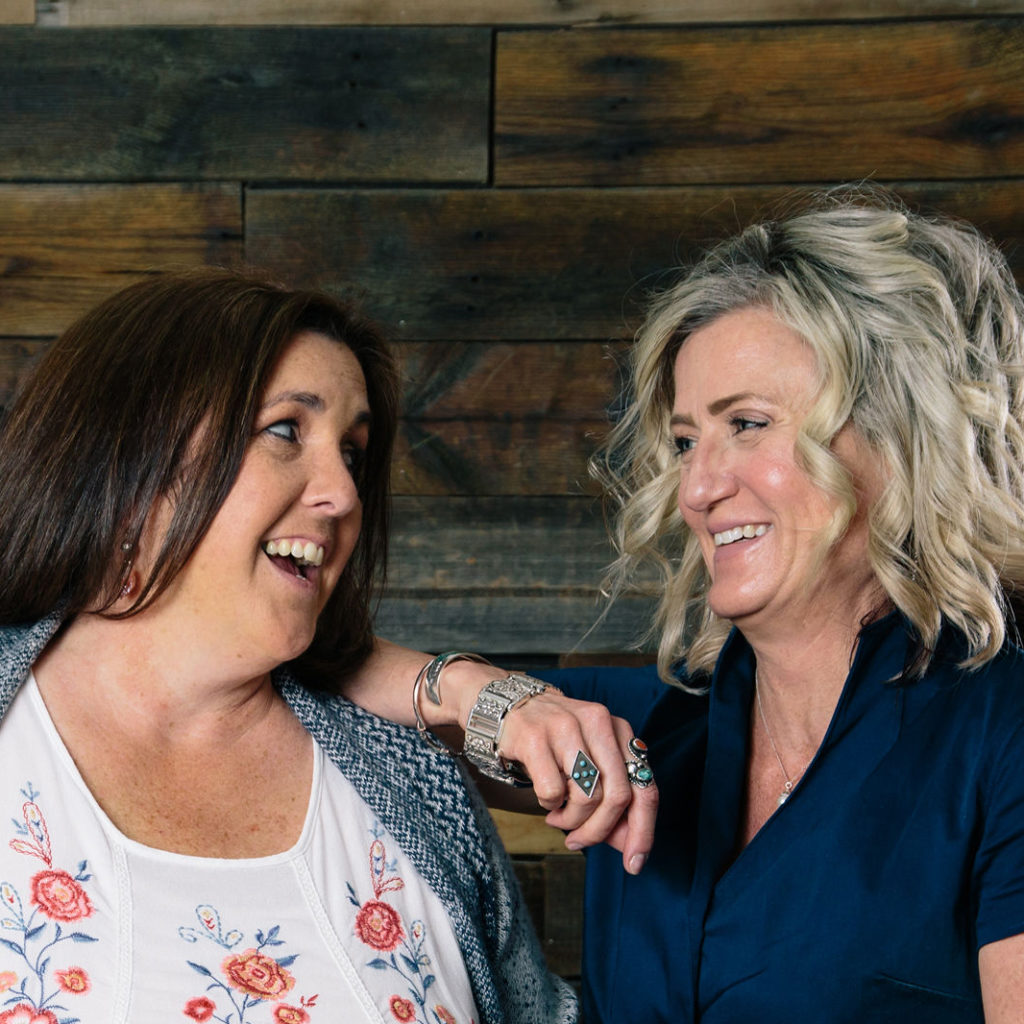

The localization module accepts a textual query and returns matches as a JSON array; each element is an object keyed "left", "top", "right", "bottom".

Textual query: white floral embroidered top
[{"left": 0, "top": 673, "right": 479, "bottom": 1024}]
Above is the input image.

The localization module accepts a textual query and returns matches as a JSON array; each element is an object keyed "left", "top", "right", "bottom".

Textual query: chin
[{"left": 707, "top": 589, "right": 769, "bottom": 625}]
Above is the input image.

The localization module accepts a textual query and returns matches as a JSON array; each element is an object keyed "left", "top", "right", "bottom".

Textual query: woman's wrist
[{"left": 417, "top": 655, "right": 499, "bottom": 730}]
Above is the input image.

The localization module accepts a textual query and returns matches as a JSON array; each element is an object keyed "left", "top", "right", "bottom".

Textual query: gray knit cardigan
[{"left": 0, "top": 614, "right": 577, "bottom": 1024}]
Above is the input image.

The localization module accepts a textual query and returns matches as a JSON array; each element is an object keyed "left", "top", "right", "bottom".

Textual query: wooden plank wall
[{"left": 2, "top": 0, "right": 1023, "bottom": 983}]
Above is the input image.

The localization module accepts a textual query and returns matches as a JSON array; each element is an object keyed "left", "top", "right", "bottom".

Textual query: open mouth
[
  {"left": 262, "top": 539, "right": 324, "bottom": 582},
  {"left": 713, "top": 524, "right": 768, "bottom": 547}
]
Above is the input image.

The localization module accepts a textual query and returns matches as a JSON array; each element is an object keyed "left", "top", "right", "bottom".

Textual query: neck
[
  {"left": 33, "top": 610, "right": 279, "bottom": 744},
  {"left": 743, "top": 612, "right": 868, "bottom": 752}
]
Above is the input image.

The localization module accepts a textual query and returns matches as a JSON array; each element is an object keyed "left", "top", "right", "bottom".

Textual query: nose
[
  {"left": 678, "top": 436, "right": 736, "bottom": 514},
  {"left": 305, "top": 446, "right": 361, "bottom": 517}
]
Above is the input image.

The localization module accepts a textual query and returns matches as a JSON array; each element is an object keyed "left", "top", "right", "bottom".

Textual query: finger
[
  {"left": 562, "top": 722, "right": 659, "bottom": 873},
  {"left": 498, "top": 695, "right": 607, "bottom": 819},
  {"left": 548, "top": 712, "right": 634, "bottom": 839}
]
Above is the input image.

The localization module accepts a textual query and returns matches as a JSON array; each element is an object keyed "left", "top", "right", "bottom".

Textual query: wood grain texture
[
  {"left": 495, "top": 21, "right": 1024, "bottom": 185},
  {"left": 0, "top": 27, "right": 488, "bottom": 181},
  {"left": 377, "top": 591, "right": 652, "bottom": 651},
  {"left": 397, "top": 340, "right": 624, "bottom": 420},
  {"left": 491, "top": 810, "right": 573, "bottom": 855},
  {"left": 388, "top": 496, "right": 627, "bottom": 588},
  {"left": 0, "top": 0, "right": 32, "bottom": 23},
  {"left": 511, "top": 855, "right": 585, "bottom": 978},
  {"left": 394, "top": 341, "right": 622, "bottom": 495},
  {"left": 0, "top": 184, "right": 241, "bottom": 336},
  {"left": 383, "top": 492, "right": 640, "bottom": 650},
  {"left": 382, "top": 495, "right": 657, "bottom": 651},
  {"left": 394, "top": 419, "right": 610, "bottom": 496},
  {"left": 34, "top": 0, "right": 1024, "bottom": 26},
  {"left": 247, "top": 182, "right": 1024, "bottom": 341}
]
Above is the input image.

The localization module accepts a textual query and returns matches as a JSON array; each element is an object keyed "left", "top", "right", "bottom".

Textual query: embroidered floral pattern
[
  {"left": 0, "top": 1006, "right": 58, "bottom": 1024},
  {"left": 180, "top": 910, "right": 317, "bottom": 1023},
  {"left": 389, "top": 995, "right": 416, "bottom": 1021},
  {"left": 222, "top": 949, "right": 295, "bottom": 1001},
  {"left": 0, "top": 784, "right": 97, "bottom": 1023},
  {"left": 272, "top": 1004, "right": 311, "bottom": 1024},
  {"left": 52, "top": 968, "right": 88, "bottom": 995},
  {"left": 348, "top": 826, "right": 468, "bottom": 1024},
  {"left": 354, "top": 901, "right": 404, "bottom": 952},
  {"left": 183, "top": 996, "right": 216, "bottom": 1021}
]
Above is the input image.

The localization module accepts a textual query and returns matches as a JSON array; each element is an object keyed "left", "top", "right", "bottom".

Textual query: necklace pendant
[{"left": 777, "top": 792, "right": 789, "bottom": 807}]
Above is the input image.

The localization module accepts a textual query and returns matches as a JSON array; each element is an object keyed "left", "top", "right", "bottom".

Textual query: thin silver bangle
[{"left": 412, "top": 651, "right": 492, "bottom": 756}]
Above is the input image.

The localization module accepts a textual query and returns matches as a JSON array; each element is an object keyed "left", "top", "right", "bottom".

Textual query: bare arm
[
  {"left": 980, "top": 934, "right": 1024, "bottom": 1022},
  {"left": 341, "top": 638, "right": 658, "bottom": 875}
]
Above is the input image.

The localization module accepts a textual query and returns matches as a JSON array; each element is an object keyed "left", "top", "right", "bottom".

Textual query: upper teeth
[
  {"left": 714, "top": 524, "right": 767, "bottom": 547},
  {"left": 264, "top": 539, "right": 325, "bottom": 566}
]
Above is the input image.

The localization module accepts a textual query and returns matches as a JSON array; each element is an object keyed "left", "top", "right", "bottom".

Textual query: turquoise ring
[
  {"left": 626, "top": 737, "right": 654, "bottom": 789},
  {"left": 570, "top": 749, "right": 600, "bottom": 799}
]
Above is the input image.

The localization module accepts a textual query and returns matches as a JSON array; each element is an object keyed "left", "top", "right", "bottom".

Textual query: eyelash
[
  {"left": 264, "top": 418, "right": 299, "bottom": 443},
  {"left": 730, "top": 416, "right": 768, "bottom": 434},
  {"left": 670, "top": 416, "right": 768, "bottom": 456},
  {"left": 264, "top": 419, "right": 366, "bottom": 478}
]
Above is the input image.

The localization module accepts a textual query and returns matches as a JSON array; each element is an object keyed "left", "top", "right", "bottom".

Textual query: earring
[{"left": 119, "top": 540, "right": 137, "bottom": 598}]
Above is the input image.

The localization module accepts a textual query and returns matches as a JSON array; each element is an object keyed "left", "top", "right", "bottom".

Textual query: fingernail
[
  {"left": 566, "top": 841, "right": 583, "bottom": 852},
  {"left": 628, "top": 853, "right": 646, "bottom": 874}
]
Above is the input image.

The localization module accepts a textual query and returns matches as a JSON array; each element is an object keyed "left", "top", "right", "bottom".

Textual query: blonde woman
[{"left": 349, "top": 192, "right": 1024, "bottom": 1022}]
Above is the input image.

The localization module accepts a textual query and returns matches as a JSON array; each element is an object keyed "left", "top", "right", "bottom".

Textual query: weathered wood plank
[
  {"left": 492, "top": 810, "right": 571, "bottom": 856},
  {"left": 394, "top": 341, "right": 620, "bottom": 494},
  {"left": 376, "top": 592, "right": 653, "bottom": 652},
  {"left": 0, "top": 0, "right": 32, "bottom": 23},
  {"left": 510, "top": 855, "right": 584, "bottom": 979},
  {"left": 0, "top": 184, "right": 242, "bottom": 336},
  {"left": 34, "top": 0, "right": 1024, "bottom": 27},
  {"left": 247, "top": 182, "right": 1024, "bottom": 341},
  {"left": 396, "top": 340, "right": 624, "bottom": 419},
  {"left": 495, "top": 21, "right": 1024, "bottom": 185},
  {"left": 388, "top": 496, "right": 625, "bottom": 587},
  {"left": 0, "top": 27, "right": 488, "bottom": 182},
  {"left": 394, "top": 420, "right": 609, "bottom": 496},
  {"left": 384, "top": 496, "right": 655, "bottom": 648}
]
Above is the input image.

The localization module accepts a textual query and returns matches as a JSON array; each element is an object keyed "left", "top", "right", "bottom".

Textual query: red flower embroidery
[
  {"left": 355, "top": 900, "right": 405, "bottom": 951},
  {"left": 183, "top": 996, "right": 216, "bottom": 1020},
  {"left": 0, "top": 1007, "right": 58, "bottom": 1024},
  {"left": 29, "top": 871, "right": 91, "bottom": 922},
  {"left": 434, "top": 1006, "right": 457, "bottom": 1024},
  {"left": 222, "top": 949, "right": 295, "bottom": 999},
  {"left": 54, "top": 966, "right": 89, "bottom": 994},
  {"left": 273, "top": 1005, "right": 310, "bottom": 1024},
  {"left": 389, "top": 995, "right": 416, "bottom": 1022}
]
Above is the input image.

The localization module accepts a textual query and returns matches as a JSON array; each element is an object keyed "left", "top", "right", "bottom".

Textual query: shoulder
[
  {"left": 0, "top": 613, "right": 64, "bottom": 719},
  {"left": 907, "top": 638, "right": 1024, "bottom": 779}
]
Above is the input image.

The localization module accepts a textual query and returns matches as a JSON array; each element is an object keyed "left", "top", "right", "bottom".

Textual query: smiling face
[
  {"left": 139, "top": 330, "right": 371, "bottom": 675},
  {"left": 671, "top": 306, "right": 881, "bottom": 634}
]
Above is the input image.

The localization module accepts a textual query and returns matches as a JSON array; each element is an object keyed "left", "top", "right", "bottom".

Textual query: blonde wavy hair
[{"left": 595, "top": 191, "right": 1024, "bottom": 686}]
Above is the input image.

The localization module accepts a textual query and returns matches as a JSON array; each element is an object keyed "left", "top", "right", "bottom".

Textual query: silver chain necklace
[{"left": 754, "top": 675, "right": 804, "bottom": 808}]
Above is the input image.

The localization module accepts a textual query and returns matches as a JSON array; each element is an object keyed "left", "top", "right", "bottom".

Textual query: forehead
[
  {"left": 265, "top": 330, "right": 369, "bottom": 403},
  {"left": 672, "top": 307, "right": 819, "bottom": 413}
]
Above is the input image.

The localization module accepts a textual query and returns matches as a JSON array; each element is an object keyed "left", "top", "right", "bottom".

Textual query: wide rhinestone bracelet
[{"left": 463, "top": 673, "right": 550, "bottom": 787}]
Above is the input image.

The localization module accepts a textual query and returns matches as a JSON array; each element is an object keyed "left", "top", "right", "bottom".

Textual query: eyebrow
[
  {"left": 670, "top": 391, "right": 771, "bottom": 427},
  {"left": 263, "top": 390, "right": 373, "bottom": 431},
  {"left": 264, "top": 390, "right": 324, "bottom": 411}
]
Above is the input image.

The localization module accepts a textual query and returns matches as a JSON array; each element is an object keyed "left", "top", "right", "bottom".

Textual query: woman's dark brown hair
[{"left": 0, "top": 267, "right": 400, "bottom": 688}]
